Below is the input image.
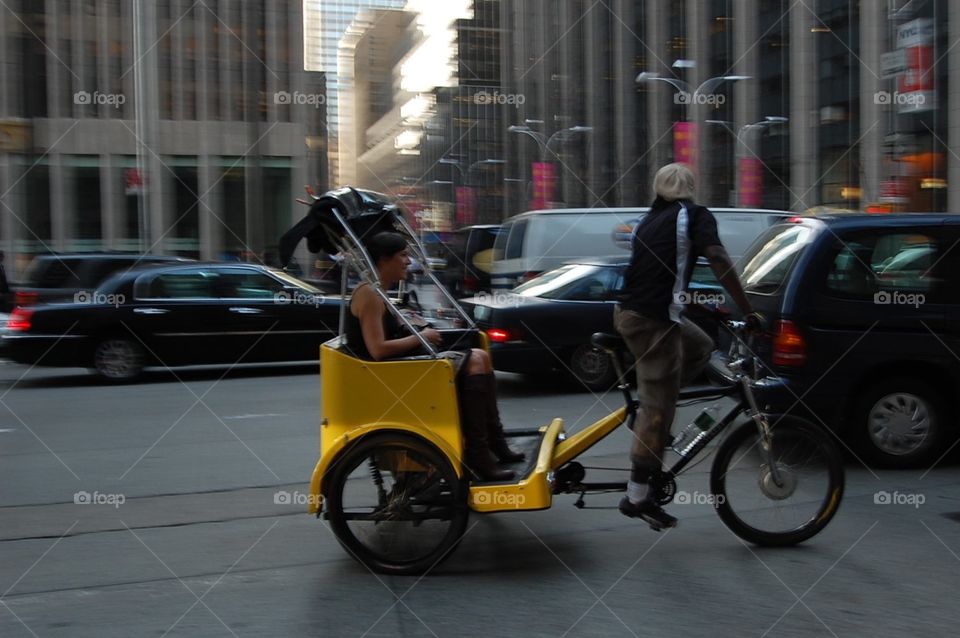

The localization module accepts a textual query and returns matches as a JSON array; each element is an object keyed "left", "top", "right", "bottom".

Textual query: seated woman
[{"left": 345, "top": 232, "right": 524, "bottom": 481}]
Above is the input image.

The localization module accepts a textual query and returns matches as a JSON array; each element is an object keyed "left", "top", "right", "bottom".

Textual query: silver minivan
[{"left": 490, "top": 206, "right": 791, "bottom": 289}]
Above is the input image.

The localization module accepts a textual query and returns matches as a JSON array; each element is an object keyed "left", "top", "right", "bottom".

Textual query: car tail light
[
  {"left": 14, "top": 291, "right": 38, "bottom": 306},
  {"left": 486, "top": 328, "right": 512, "bottom": 343},
  {"left": 518, "top": 271, "right": 540, "bottom": 284},
  {"left": 772, "top": 320, "right": 807, "bottom": 367},
  {"left": 7, "top": 307, "right": 34, "bottom": 332}
]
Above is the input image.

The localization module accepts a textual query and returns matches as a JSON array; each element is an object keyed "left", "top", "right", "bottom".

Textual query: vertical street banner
[
  {"left": 673, "top": 122, "right": 697, "bottom": 169},
  {"left": 896, "top": 18, "right": 935, "bottom": 113},
  {"left": 455, "top": 186, "right": 476, "bottom": 225},
  {"left": 530, "top": 162, "right": 557, "bottom": 210},
  {"left": 738, "top": 157, "right": 763, "bottom": 206}
]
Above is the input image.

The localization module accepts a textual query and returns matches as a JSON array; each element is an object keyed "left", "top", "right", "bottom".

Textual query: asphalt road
[{"left": 2, "top": 360, "right": 960, "bottom": 637}]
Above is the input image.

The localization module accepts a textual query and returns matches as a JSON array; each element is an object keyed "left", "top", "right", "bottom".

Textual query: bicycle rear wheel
[
  {"left": 710, "top": 415, "right": 844, "bottom": 546},
  {"left": 326, "top": 433, "right": 469, "bottom": 575}
]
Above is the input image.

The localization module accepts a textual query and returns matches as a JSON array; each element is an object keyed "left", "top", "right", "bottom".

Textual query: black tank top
[{"left": 344, "top": 284, "right": 405, "bottom": 360}]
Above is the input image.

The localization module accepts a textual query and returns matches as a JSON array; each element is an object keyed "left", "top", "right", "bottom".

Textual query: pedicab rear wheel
[{"left": 326, "top": 433, "right": 469, "bottom": 575}]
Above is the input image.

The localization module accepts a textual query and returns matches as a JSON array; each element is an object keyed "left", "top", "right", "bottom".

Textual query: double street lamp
[
  {"left": 507, "top": 123, "right": 593, "bottom": 208},
  {"left": 705, "top": 116, "right": 789, "bottom": 206},
  {"left": 438, "top": 158, "right": 505, "bottom": 225},
  {"left": 635, "top": 68, "right": 750, "bottom": 183}
]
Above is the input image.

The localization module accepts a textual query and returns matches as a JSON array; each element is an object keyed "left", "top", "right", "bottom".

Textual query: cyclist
[{"left": 615, "top": 163, "right": 758, "bottom": 530}]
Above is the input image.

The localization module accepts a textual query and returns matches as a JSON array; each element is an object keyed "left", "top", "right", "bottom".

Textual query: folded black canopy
[{"left": 278, "top": 187, "right": 407, "bottom": 269}]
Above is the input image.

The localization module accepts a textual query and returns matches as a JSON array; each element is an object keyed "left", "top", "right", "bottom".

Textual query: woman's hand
[{"left": 420, "top": 327, "right": 443, "bottom": 347}]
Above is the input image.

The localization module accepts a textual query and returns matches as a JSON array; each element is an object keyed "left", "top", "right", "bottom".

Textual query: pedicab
[{"left": 278, "top": 187, "right": 844, "bottom": 575}]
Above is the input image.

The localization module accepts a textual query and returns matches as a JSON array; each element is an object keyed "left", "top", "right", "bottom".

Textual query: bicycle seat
[{"left": 591, "top": 332, "right": 625, "bottom": 352}]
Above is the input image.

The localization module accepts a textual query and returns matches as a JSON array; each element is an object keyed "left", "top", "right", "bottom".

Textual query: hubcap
[
  {"left": 868, "top": 392, "right": 931, "bottom": 456},
  {"left": 758, "top": 462, "right": 797, "bottom": 500},
  {"left": 572, "top": 345, "right": 609, "bottom": 383},
  {"left": 95, "top": 340, "right": 141, "bottom": 379}
]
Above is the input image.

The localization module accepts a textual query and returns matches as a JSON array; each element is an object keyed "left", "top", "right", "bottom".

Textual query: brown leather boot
[
  {"left": 482, "top": 373, "right": 526, "bottom": 463},
  {"left": 459, "top": 375, "right": 515, "bottom": 482}
]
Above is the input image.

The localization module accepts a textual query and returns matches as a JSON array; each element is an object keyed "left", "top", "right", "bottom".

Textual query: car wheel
[
  {"left": 93, "top": 338, "right": 145, "bottom": 382},
  {"left": 569, "top": 343, "right": 617, "bottom": 392},
  {"left": 853, "top": 378, "right": 947, "bottom": 468}
]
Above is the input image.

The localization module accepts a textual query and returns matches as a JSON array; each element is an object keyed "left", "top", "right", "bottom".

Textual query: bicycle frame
[{"left": 551, "top": 321, "right": 780, "bottom": 496}]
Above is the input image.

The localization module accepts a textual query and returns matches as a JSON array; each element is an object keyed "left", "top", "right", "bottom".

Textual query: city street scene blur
[{"left": 3, "top": 1, "right": 960, "bottom": 636}]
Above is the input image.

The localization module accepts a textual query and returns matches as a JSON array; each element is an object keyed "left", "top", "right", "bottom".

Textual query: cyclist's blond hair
[{"left": 653, "top": 163, "right": 696, "bottom": 201}]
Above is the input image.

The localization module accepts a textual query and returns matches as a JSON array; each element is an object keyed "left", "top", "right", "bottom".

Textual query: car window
[
  {"left": 215, "top": 271, "right": 286, "bottom": 299},
  {"left": 25, "top": 258, "right": 81, "bottom": 288},
  {"left": 139, "top": 269, "right": 219, "bottom": 299},
  {"left": 740, "top": 223, "right": 817, "bottom": 294},
  {"left": 556, "top": 266, "right": 621, "bottom": 301},
  {"left": 514, "top": 264, "right": 617, "bottom": 300},
  {"left": 504, "top": 220, "right": 527, "bottom": 260},
  {"left": 826, "top": 232, "right": 938, "bottom": 300},
  {"left": 492, "top": 221, "right": 511, "bottom": 261}
]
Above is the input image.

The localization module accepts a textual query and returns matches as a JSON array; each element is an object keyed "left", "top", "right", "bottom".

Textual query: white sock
[{"left": 627, "top": 480, "right": 648, "bottom": 504}]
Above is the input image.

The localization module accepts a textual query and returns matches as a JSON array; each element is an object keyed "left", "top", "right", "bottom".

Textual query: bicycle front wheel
[{"left": 710, "top": 415, "right": 844, "bottom": 546}]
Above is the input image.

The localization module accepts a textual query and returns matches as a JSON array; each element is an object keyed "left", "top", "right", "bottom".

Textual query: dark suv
[
  {"left": 14, "top": 253, "right": 191, "bottom": 306},
  {"left": 739, "top": 213, "right": 960, "bottom": 468},
  {"left": 440, "top": 225, "right": 502, "bottom": 297}
]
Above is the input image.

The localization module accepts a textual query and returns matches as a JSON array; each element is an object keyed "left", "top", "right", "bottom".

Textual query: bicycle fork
[{"left": 740, "top": 376, "right": 785, "bottom": 487}]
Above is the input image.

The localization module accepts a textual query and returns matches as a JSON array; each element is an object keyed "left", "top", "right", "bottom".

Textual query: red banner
[
  {"left": 455, "top": 186, "right": 476, "bottom": 225},
  {"left": 530, "top": 162, "right": 557, "bottom": 210},
  {"left": 673, "top": 122, "right": 697, "bottom": 168},
  {"left": 738, "top": 157, "right": 763, "bottom": 206}
]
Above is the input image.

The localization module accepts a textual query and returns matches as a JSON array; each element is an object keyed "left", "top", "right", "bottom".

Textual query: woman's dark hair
[{"left": 365, "top": 232, "right": 408, "bottom": 264}]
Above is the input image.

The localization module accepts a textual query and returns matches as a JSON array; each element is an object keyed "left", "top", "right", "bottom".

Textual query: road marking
[
  {"left": 0, "top": 428, "right": 16, "bottom": 433},
  {"left": 221, "top": 413, "right": 288, "bottom": 420}
]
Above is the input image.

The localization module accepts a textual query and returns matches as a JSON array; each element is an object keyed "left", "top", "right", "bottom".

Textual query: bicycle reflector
[{"left": 772, "top": 320, "right": 807, "bottom": 367}]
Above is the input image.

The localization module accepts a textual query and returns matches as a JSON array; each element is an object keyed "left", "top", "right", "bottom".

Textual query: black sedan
[
  {"left": 2, "top": 263, "right": 341, "bottom": 381},
  {"left": 458, "top": 259, "right": 725, "bottom": 391}
]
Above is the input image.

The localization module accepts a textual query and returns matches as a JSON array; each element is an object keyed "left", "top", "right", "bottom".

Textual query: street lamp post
[
  {"left": 507, "top": 124, "right": 593, "bottom": 208},
  {"left": 735, "top": 116, "right": 787, "bottom": 207},
  {"left": 705, "top": 117, "right": 788, "bottom": 206},
  {"left": 635, "top": 70, "right": 749, "bottom": 182},
  {"left": 438, "top": 158, "right": 505, "bottom": 225}
]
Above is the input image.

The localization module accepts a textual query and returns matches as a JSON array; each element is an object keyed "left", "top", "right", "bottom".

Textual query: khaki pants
[{"left": 613, "top": 306, "right": 714, "bottom": 470}]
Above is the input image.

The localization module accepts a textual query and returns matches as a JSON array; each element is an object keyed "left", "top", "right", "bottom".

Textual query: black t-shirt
[{"left": 619, "top": 198, "right": 722, "bottom": 322}]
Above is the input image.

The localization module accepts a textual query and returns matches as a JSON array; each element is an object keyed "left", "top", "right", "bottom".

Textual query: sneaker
[{"left": 618, "top": 496, "right": 678, "bottom": 531}]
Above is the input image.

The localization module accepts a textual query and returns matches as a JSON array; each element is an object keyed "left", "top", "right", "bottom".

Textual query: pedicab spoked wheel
[
  {"left": 710, "top": 415, "right": 844, "bottom": 546},
  {"left": 326, "top": 433, "right": 469, "bottom": 575}
]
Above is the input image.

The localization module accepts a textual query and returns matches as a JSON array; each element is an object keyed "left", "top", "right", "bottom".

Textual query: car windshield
[
  {"left": 270, "top": 269, "right": 323, "bottom": 293},
  {"left": 513, "top": 264, "right": 618, "bottom": 300},
  {"left": 739, "top": 222, "right": 818, "bottom": 294}
]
